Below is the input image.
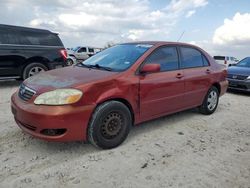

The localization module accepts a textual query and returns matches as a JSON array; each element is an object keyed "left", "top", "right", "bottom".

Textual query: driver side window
[
  {"left": 78, "top": 47, "right": 87, "bottom": 53},
  {"left": 144, "top": 46, "right": 179, "bottom": 71}
]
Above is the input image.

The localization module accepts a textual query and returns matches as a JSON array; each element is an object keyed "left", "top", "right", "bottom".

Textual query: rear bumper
[
  {"left": 11, "top": 92, "right": 95, "bottom": 142},
  {"left": 219, "top": 80, "right": 228, "bottom": 96},
  {"left": 48, "top": 61, "right": 67, "bottom": 70},
  {"left": 227, "top": 78, "right": 250, "bottom": 92}
]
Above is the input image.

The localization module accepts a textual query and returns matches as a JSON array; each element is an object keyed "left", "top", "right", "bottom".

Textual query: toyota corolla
[{"left": 11, "top": 42, "right": 228, "bottom": 149}]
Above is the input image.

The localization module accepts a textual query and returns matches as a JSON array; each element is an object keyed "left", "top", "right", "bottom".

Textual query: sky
[{"left": 0, "top": 0, "right": 250, "bottom": 59}]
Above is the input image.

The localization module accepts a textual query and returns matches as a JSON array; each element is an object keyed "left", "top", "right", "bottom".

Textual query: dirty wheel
[
  {"left": 88, "top": 101, "right": 132, "bottom": 149},
  {"left": 199, "top": 86, "right": 219, "bottom": 115},
  {"left": 23, "top": 63, "right": 48, "bottom": 79}
]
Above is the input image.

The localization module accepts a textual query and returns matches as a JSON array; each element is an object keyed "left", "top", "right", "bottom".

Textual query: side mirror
[{"left": 140, "top": 64, "right": 160, "bottom": 74}]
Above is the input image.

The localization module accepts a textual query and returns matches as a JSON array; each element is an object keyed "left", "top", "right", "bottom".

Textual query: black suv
[{"left": 0, "top": 24, "right": 67, "bottom": 80}]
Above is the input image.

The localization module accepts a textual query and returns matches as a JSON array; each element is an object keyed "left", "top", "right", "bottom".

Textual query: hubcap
[
  {"left": 66, "top": 59, "right": 73, "bottom": 66},
  {"left": 28, "top": 67, "right": 45, "bottom": 77},
  {"left": 207, "top": 90, "right": 218, "bottom": 111},
  {"left": 101, "top": 112, "right": 123, "bottom": 139}
]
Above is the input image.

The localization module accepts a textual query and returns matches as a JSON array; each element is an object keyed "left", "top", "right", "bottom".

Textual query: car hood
[
  {"left": 23, "top": 66, "right": 118, "bottom": 93},
  {"left": 228, "top": 66, "right": 250, "bottom": 76}
]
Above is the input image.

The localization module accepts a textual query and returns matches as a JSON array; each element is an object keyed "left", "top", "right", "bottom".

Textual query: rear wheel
[
  {"left": 23, "top": 63, "right": 48, "bottom": 79},
  {"left": 199, "top": 86, "right": 219, "bottom": 115},
  {"left": 88, "top": 101, "right": 132, "bottom": 149}
]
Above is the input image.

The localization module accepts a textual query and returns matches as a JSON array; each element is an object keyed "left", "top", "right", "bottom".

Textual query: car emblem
[
  {"left": 20, "top": 87, "right": 26, "bottom": 95},
  {"left": 232, "top": 75, "right": 237, "bottom": 79}
]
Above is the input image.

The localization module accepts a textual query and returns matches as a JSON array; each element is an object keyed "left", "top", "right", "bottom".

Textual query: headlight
[
  {"left": 247, "top": 76, "right": 250, "bottom": 80},
  {"left": 34, "top": 89, "right": 82, "bottom": 105}
]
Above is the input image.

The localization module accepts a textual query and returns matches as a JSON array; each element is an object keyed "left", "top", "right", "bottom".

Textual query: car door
[
  {"left": 139, "top": 46, "right": 185, "bottom": 121},
  {"left": 179, "top": 46, "right": 211, "bottom": 108}
]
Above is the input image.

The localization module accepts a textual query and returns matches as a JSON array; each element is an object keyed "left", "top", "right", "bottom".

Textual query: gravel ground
[{"left": 0, "top": 80, "right": 250, "bottom": 188}]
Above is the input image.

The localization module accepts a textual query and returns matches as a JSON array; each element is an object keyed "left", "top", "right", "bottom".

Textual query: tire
[
  {"left": 23, "top": 63, "right": 48, "bottom": 79},
  {"left": 66, "top": 58, "right": 74, "bottom": 66},
  {"left": 199, "top": 86, "right": 219, "bottom": 115},
  {"left": 88, "top": 101, "right": 132, "bottom": 149}
]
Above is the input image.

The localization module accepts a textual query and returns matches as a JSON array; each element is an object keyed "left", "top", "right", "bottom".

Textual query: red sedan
[{"left": 11, "top": 42, "right": 228, "bottom": 149}]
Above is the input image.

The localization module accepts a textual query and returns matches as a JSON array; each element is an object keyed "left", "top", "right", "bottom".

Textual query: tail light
[
  {"left": 224, "top": 60, "right": 227, "bottom": 64},
  {"left": 60, "top": 49, "right": 67, "bottom": 60}
]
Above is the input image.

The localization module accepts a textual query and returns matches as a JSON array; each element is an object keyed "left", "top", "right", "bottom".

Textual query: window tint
[
  {"left": 0, "top": 29, "right": 20, "bottom": 44},
  {"left": 180, "top": 47, "right": 203, "bottom": 68},
  {"left": 78, "top": 47, "right": 87, "bottom": 53},
  {"left": 202, "top": 55, "right": 209, "bottom": 66},
  {"left": 214, "top": 56, "right": 225, "bottom": 60},
  {"left": 0, "top": 29, "right": 10, "bottom": 44},
  {"left": 0, "top": 29, "right": 62, "bottom": 46},
  {"left": 145, "top": 47, "right": 179, "bottom": 71},
  {"left": 89, "top": 48, "right": 94, "bottom": 53}
]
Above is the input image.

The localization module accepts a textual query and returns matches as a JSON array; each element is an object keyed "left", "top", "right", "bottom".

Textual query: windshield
[
  {"left": 81, "top": 44, "right": 152, "bottom": 71},
  {"left": 73, "top": 46, "right": 80, "bottom": 52},
  {"left": 236, "top": 57, "right": 250, "bottom": 67}
]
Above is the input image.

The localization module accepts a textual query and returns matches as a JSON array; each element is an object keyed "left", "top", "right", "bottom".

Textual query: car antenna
[{"left": 177, "top": 31, "right": 185, "bottom": 42}]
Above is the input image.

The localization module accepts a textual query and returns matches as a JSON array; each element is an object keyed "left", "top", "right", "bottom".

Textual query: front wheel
[
  {"left": 199, "top": 86, "right": 219, "bottom": 115},
  {"left": 88, "top": 101, "right": 132, "bottom": 149},
  {"left": 66, "top": 58, "right": 74, "bottom": 66}
]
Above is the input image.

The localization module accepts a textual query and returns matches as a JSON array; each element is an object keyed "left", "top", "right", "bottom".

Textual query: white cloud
[
  {"left": 186, "top": 10, "right": 196, "bottom": 18},
  {"left": 213, "top": 12, "right": 250, "bottom": 46},
  {"left": 0, "top": 0, "right": 208, "bottom": 47}
]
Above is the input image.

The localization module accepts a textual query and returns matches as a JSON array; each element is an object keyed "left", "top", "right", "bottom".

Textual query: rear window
[
  {"left": 180, "top": 47, "right": 204, "bottom": 68},
  {"left": 19, "top": 31, "right": 63, "bottom": 46},
  {"left": 214, "top": 56, "right": 225, "bottom": 60},
  {"left": 0, "top": 27, "right": 63, "bottom": 46}
]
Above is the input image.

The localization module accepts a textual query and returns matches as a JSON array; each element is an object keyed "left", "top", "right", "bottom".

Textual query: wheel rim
[
  {"left": 66, "top": 59, "right": 73, "bottom": 66},
  {"left": 101, "top": 112, "right": 123, "bottom": 139},
  {"left": 207, "top": 90, "right": 218, "bottom": 111},
  {"left": 28, "top": 67, "right": 45, "bottom": 77}
]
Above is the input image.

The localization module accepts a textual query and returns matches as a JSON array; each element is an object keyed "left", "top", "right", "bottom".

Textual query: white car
[
  {"left": 214, "top": 56, "right": 239, "bottom": 67},
  {"left": 66, "top": 46, "right": 102, "bottom": 65}
]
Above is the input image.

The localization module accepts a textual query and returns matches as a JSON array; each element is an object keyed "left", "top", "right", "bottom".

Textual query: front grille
[
  {"left": 227, "top": 74, "right": 248, "bottom": 80},
  {"left": 18, "top": 84, "right": 36, "bottom": 101},
  {"left": 229, "top": 84, "right": 248, "bottom": 89}
]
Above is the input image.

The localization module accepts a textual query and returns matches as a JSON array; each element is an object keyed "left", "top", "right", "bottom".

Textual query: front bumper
[
  {"left": 227, "top": 78, "right": 250, "bottom": 92},
  {"left": 11, "top": 92, "right": 95, "bottom": 142}
]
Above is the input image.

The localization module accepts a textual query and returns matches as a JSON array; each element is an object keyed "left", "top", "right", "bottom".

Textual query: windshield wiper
[
  {"left": 75, "top": 63, "right": 91, "bottom": 68},
  {"left": 76, "top": 63, "right": 113, "bottom": 71},
  {"left": 89, "top": 64, "right": 113, "bottom": 71}
]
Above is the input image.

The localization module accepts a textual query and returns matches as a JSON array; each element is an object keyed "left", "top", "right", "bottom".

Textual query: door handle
[
  {"left": 176, "top": 73, "right": 184, "bottom": 79},
  {"left": 206, "top": 69, "right": 211, "bottom": 74}
]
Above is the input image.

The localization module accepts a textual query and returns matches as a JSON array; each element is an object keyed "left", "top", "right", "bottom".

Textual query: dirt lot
[{"left": 0, "top": 80, "right": 250, "bottom": 188}]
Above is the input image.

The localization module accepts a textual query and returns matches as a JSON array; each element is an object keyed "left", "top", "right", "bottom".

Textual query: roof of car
[
  {"left": 122, "top": 41, "right": 197, "bottom": 47},
  {"left": 0, "top": 24, "right": 56, "bottom": 34}
]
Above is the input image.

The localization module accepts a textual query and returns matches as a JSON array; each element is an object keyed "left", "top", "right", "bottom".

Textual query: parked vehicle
[
  {"left": 66, "top": 46, "right": 102, "bottom": 65},
  {"left": 11, "top": 41, "right": 228, "bottom": 149},
  {"left": 227, "top": 57, "right": 250, "bottom": 92},
  {"left": 214, "top": 56, "right": 238, "bottom": 67},
  {"left": 0, "top": 24, "right": 67, "bottom": 80}
]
